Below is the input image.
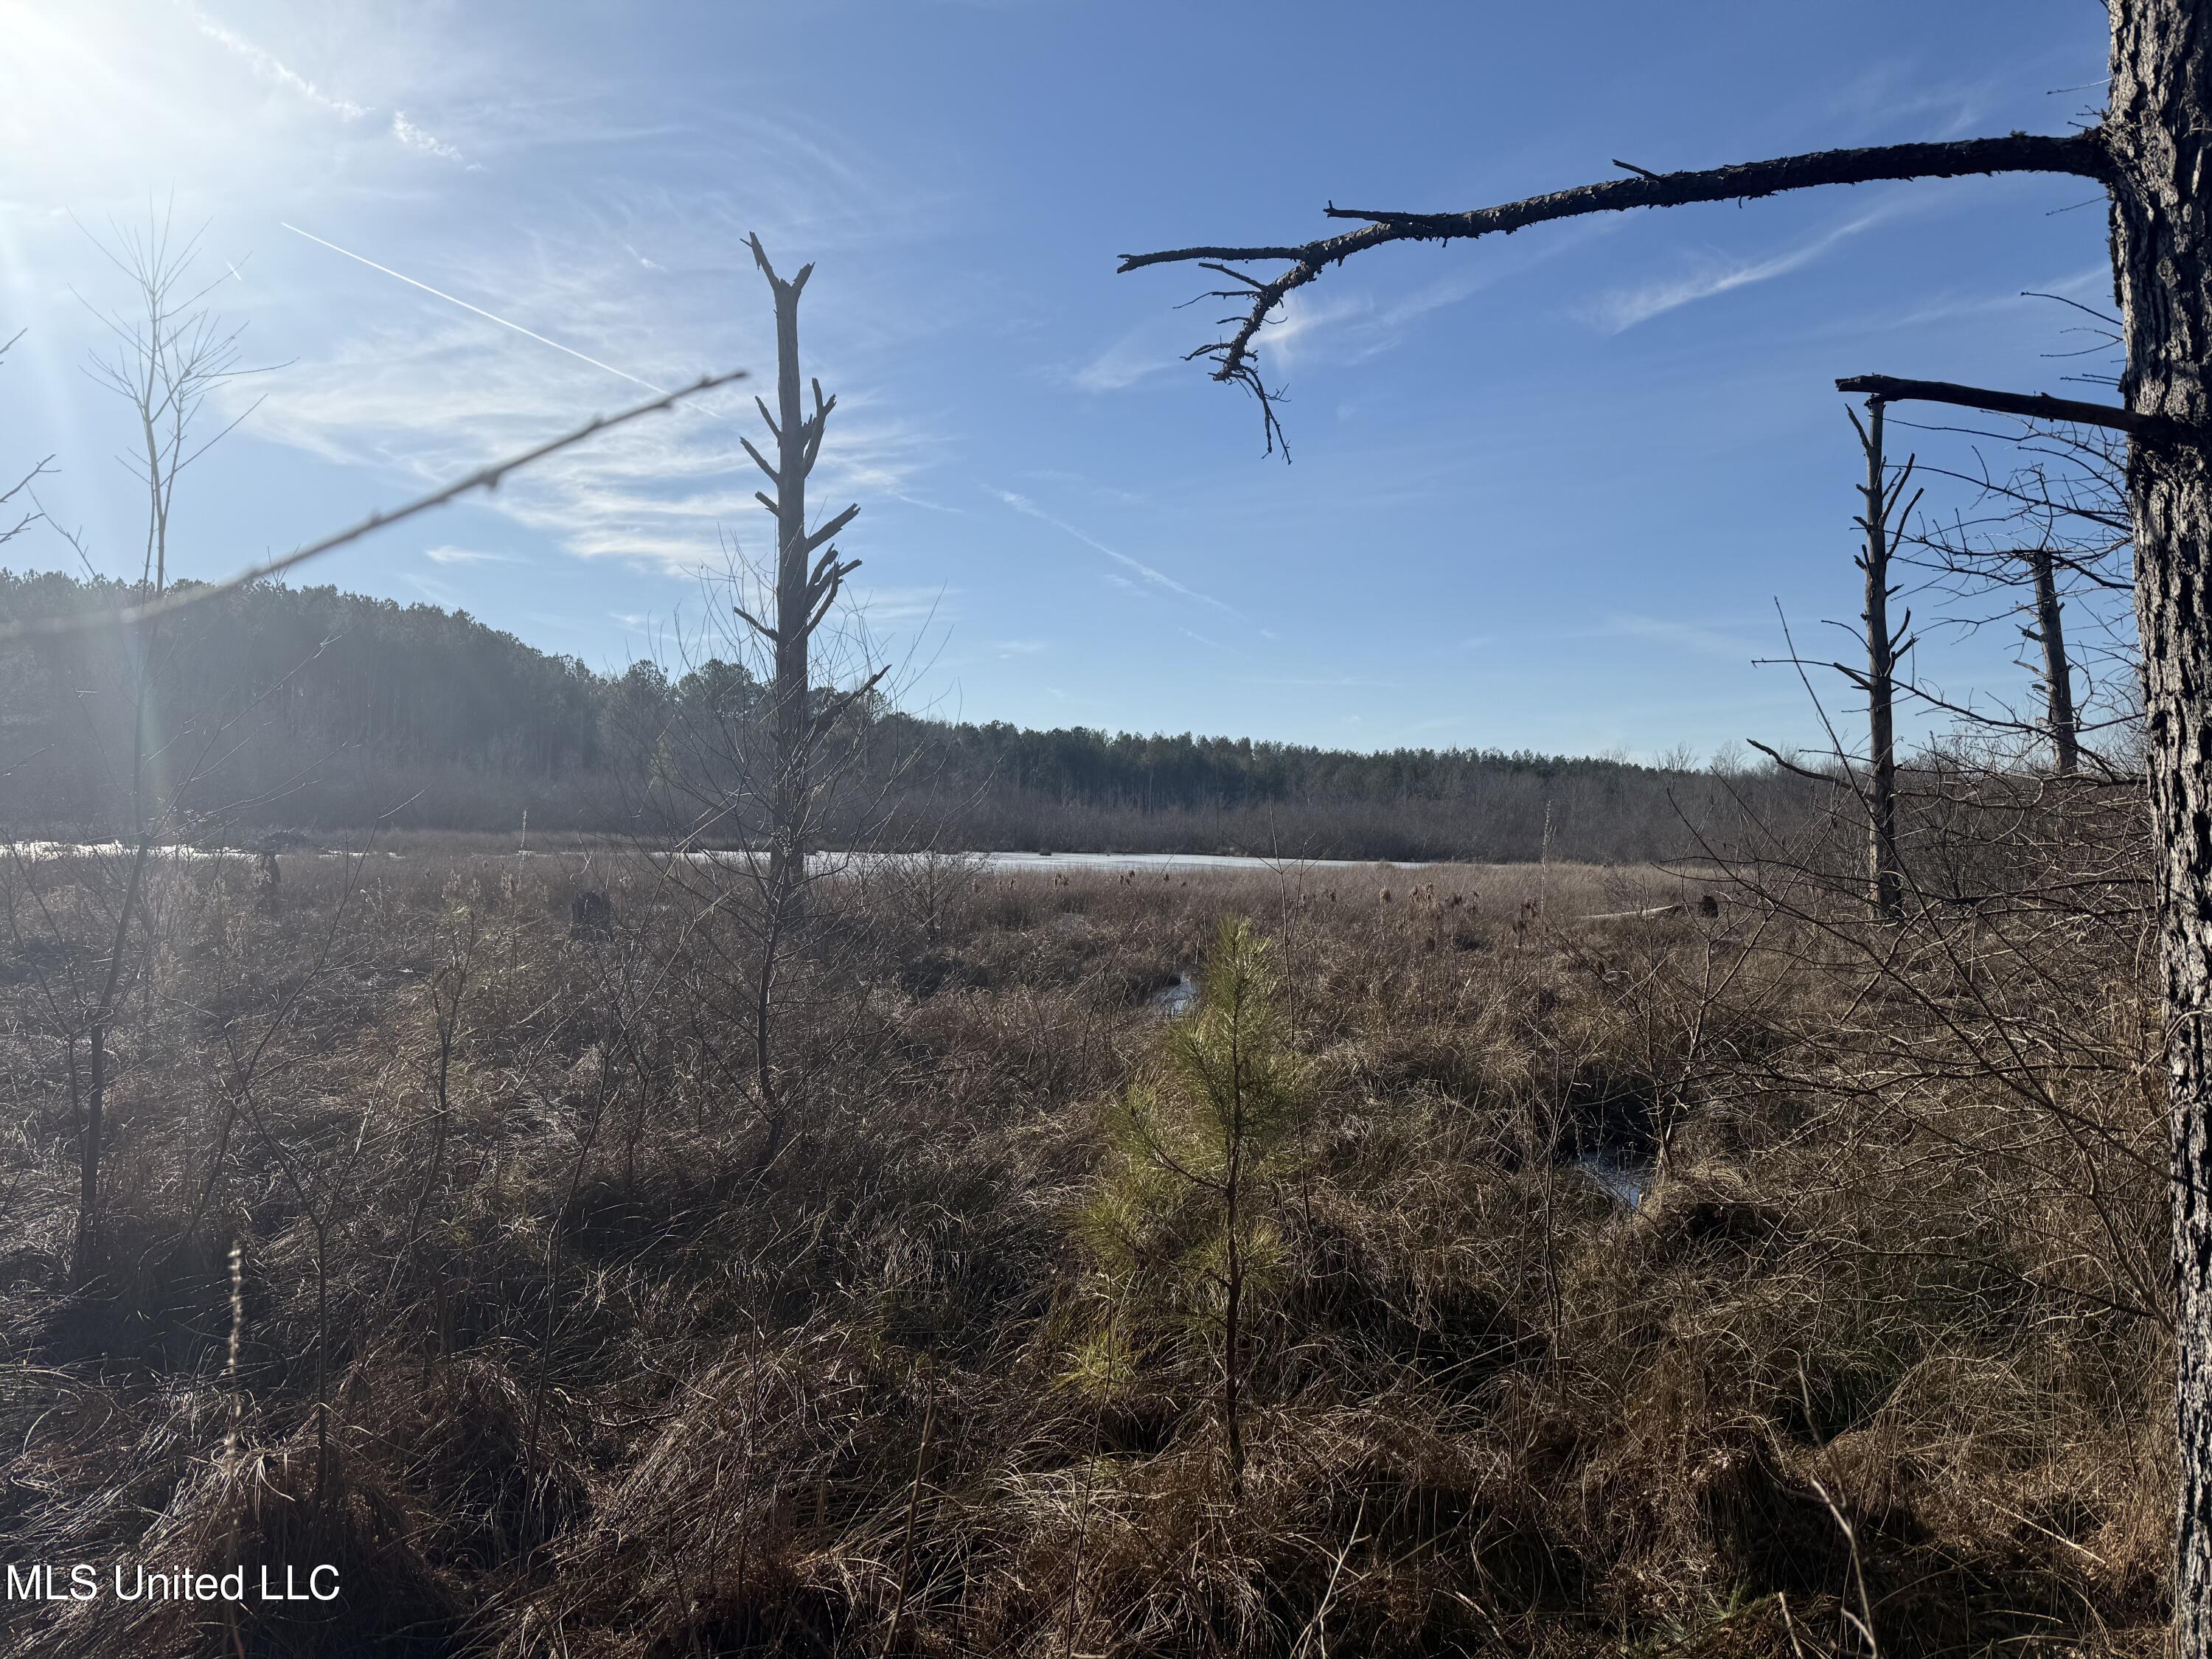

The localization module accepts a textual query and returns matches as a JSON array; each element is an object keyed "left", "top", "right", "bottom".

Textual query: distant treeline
[{"left": 0, "top": 571, "right": 1809, "bottom": 860}]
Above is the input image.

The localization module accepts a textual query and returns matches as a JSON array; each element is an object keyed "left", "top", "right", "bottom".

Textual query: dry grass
[{"left": 0, "top": 839, "right": 2169, "bottom": 1657}]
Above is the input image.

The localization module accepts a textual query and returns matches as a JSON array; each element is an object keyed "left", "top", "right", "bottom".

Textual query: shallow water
[
  {"left": 1571, "top": 1149, "right": 1652, "bottom": 1208},
  {"left": 681, "top": 849, "right": 1433, "bottom": 877},
  {"left": 930, "top": 851, "right": 1432, "bottom": 875},
  {"left": 9, "top": 841, "right": 1433, "bottom": 876},
  {"left": 1150, "top": 972, "right": 1200, "bottom": 1016}
]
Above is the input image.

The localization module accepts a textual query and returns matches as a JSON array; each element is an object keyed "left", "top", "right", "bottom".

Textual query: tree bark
[{"left": 2110, "top": 7, "right": 2212, "bottom": 1646}]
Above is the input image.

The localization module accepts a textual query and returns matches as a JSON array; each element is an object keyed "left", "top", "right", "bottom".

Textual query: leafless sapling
[
  {"left": 0, "top": 329, "right": 52, "bottom": 551},
  {"left": 64, "top": 215, "right": 262, "bottom": 1284}
]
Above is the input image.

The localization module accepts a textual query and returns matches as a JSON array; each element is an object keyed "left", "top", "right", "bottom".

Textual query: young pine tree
[{"left": 1077, "top": 917, "right": 1312, "bottom": 1498}]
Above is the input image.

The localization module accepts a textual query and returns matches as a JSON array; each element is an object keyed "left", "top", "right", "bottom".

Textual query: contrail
[
  {"left": 990, "top": 487, "right": 1245, "bottom": 621},
  {"left": 281, "top": 221, "right": 670, "bottom": 395}
]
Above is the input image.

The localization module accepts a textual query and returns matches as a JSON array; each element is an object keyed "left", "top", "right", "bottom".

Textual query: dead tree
[
  {"left": 2026, "top": 544, "right": 2082, "bottom": 776},
  {"left": 605, "top": 242, "right": 894, "bottom": 1163},
  {"left": 1847, "top": 400, "right": 1918, "bottom": 920},
  {"left": 1897, "top": 411, "right": 2134, "bottom": 778},
  {"left": 706, "top": 238, "right": 888, "bottom": 1153},
  {"left": 1116, "top": 10, "right": 2212, "bottom": 1643},
  {"left": 737, "top": 236, "right": 866, "bottom": 908}
]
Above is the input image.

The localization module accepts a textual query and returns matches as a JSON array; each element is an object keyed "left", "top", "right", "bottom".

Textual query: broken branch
[
  {"left": 1835, "top": 374, "right": 2182, "bottom": 444},
  {"left": 1118, "top": 131, "right": 2109, "bottom": 427}
]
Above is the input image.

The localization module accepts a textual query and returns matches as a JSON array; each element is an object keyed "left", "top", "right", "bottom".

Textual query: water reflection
[
  {"left": 1571, "top": 1149, "right": 1652, "bottom": 1207},
  {"left": 1150, "top": 973, "right": 1199, "bottom": 1017}
]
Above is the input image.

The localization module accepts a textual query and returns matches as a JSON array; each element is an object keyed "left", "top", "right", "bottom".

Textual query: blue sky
[{"left": 0, "top": 1, "right": 2118, "bottom": 760}]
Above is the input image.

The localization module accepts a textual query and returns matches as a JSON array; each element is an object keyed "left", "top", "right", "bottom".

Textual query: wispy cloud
[
  {"left": 1822, "top": 63, "right": 2000, "bottom": 140},
  {"left": 1260, "top": 290, "right": 1372, "bottom": 365},
  {"left": 249, "top": 205, "right": 963, "bottom": 580},
  {"left": 246, "top": 310, "right": 737, "bottom": 577},
  {"left": 1068, "top": 291, "right": 1372, "bottom": 389},
  {"left": 251, "top": 288, "right": 939, "bottom": 581},
  {"left": 990, "top": 487, "right": 1242, "bottom": 619},
  {"left": 392, "top": 111, "right": 465, "bottom": 162},
  {"left": 424, "top": 545, "right": 526, "bottom": 566},
  {"left": 175, "top": 1, "right": 368, "bottom": 119},
  {"left": 1236, "top": 673, "right": 1399, "bottom": 689},
  {"left": 1072, "top": 317, "right": 1185, "bottom": 393},
  {"left": 849, "top": 583, "right": 950, "bottom": 626},
  {"left": 1846, "top": 262, "right": 2112, "bottom": 335},
  {"left": 1588, "top": 612, "right": 1767, "bottom": 661},
  {"left": 1581, "top": 202, "right": 1903, "bottom": 333},
  {"left": 1080, "top": 220, "right": 1613, "bottom": 390},
  {"left": 1019, "top": 468, "right": 1144, "bottom": 506},
  {"left": 1077, "top": 291, "right": 1375, "bottom": 389}
]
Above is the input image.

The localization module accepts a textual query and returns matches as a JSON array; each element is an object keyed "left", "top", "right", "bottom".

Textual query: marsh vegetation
[{"left": 0, "top": 779, "right": 2166, "bottom": 1655}]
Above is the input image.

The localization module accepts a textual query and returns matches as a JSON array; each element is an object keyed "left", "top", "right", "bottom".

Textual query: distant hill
[{"left": 0, "top": 570, "right": 1798, "bottom": 860}]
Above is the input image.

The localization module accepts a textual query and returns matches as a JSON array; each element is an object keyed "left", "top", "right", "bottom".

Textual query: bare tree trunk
[
  {"left": 743, "top": 239, "right": 862, "bottom": 907},
  {"left": 765, "top": 260, "right": 811, "bottom": 899},
  {"left": 2111, "top": 9, "right": 2212, "bottom": 1648},
  {"left": 1851, "top": 400, "right": 1916, "bottom": 922},
  {"left": 2025, "top": 545, "right": 2081, "bottom": 775}
]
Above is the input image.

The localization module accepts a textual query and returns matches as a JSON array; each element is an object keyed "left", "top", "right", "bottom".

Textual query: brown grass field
[{"left": 0, "top": 831, "right": 2170, "bottom": 1658}]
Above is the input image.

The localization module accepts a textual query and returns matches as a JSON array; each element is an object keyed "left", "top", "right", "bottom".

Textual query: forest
[{"left": 0, "top": 569, "right": 1796, "bottom": 863}]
